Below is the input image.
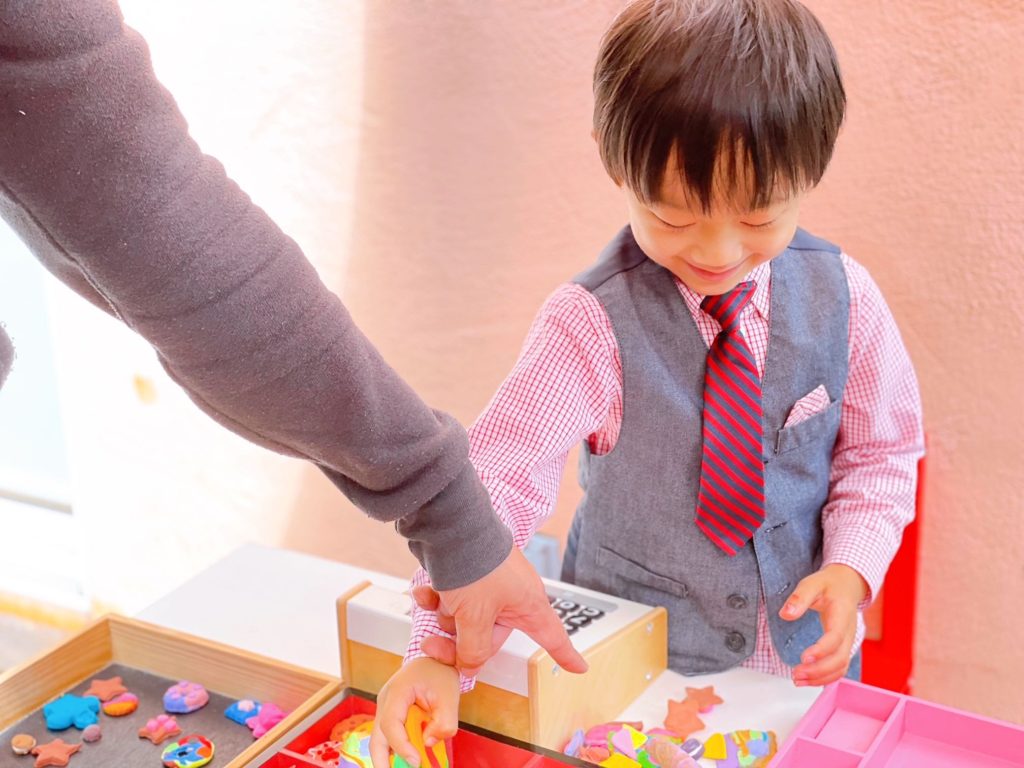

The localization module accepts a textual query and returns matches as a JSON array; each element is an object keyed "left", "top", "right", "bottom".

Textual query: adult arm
[{"left": 0, "top": 0, "right": 510, "bottom": 589}]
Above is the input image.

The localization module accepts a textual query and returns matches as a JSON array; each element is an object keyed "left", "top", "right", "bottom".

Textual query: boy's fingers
[
  {"left": 421, "top": 697, "right": 459, "bottom": 747},
  {"left": 780, "top": 574, "right": 824, "bottom": 620},
  {"left": 370, "top": 718, "right": 411, "bottom": 768},
  {"left": 801, "top": 628, "right": 844, "bottom": 665},
  {"left": 796, "top": 653, "right": 849, "bottom": 686},
  {"left": 421, "top": 635, "right": 458, "bottom": 666},
  {"left": 411, "top": 585, "right": 442, "bottom": 612},
  {"left": 378, "top": 709, "right": 421, "bottom": 768}
]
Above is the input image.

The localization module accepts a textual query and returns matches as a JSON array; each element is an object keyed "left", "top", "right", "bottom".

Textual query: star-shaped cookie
[
  {"left": 664, "top": 698, "right": 705, "bottom": 739},
  {"left": 83, "top": 676, "right": 127, "bottom": 702},
  {"left": 684, "top": 685, "right": 724, "bottom": 713},
  {"left": 31, "top": 738, "right": 81, "bottom": 767}
]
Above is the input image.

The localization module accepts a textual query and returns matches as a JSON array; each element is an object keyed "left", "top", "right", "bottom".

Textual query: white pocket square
[{"left": 783, "top": 385, "right": 831, "bottom": 429}]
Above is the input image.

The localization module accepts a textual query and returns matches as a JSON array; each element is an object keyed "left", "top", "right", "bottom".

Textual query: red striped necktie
[{"left": 695, "top": 281, "right": 765, "bottom": 555}]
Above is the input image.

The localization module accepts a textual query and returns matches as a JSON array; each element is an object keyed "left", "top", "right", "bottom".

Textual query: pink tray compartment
[
  {"left": 775, "top": 679, "right": 1024, "bottom": 768},
  {"left": 813, "top": 681, "right": 900, "bottom": 753},
  {"left": 785, "top": 738, "right": 862, "bottom": 767}
]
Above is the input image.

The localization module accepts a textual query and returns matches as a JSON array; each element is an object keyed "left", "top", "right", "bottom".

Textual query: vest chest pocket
[
  {"left": 596, "top": 545, "right": 690, "bottom": 599},
  {"left": 771, "top": 398, "right": 842, "bottom": 458}
]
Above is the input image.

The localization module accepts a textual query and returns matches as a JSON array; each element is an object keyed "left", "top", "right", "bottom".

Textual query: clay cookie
[
  {"left": 246, "top": 703, "right": 286, "bottom": 739},
  {"left": 11, "top": 734, "right": 36, "bottom": 755},
  {"left": 163, "top": 681, "right": 209, "bottom": 714},
  {"left": 30, "top": 738, "right": 81, "bottom": 768},
  {"left": 139, "top": 714, "right": 183, "bottom": 745},
  {"left": 684, "top": 685, "right": 724, "bottom": 713},
  {"left": 102, "top": 692, "right": 139, "bottom": 717},
  {"left": 664, "top": 698, "right": 705, "bottom": 740},
  {"left": 43, "top": 694, "right": 100, "bottom": 731},
  {"left": 224, "top": 699, "right": 261, "bottom": 726},
  {"left": 161, "top": 734, "right": 214, "bottom": 768},
  {"left": 83, "top": 676, "right": 127, "bottom": 702}
]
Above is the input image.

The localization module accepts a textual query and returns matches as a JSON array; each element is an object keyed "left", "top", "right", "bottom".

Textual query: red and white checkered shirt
[{"left": 407, "top": 253, "right": 924, "bottom": 685}]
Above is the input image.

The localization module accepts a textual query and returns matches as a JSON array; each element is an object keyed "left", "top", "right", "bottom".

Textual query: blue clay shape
[
  {"left": 563, "top": 728, "right": 585, "bottom": 757},
  {"left": 43, "top": 694, "right": 100, "bottom": 731},
  {"left": 224, "top": 699, "right": 261, "bottom": 725}
]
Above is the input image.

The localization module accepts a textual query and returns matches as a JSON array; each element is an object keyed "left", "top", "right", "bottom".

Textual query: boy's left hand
[{"left": 780, "top": 563, "right": 869, "bottom": 687}]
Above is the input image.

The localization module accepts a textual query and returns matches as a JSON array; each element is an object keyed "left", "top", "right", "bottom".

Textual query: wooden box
[
  {"left": 336, "top": 578, "right": 668, "bottom": 751},
  {"left": 0, "top": 614, "right": 340, "bottom": 767}
]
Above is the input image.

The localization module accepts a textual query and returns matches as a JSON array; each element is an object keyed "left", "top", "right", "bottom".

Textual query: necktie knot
[{"left": 700, "top": 281, "right": 755, "bottom": 331}]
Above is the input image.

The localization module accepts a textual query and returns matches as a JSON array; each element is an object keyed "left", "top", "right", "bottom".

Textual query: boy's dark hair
[{"left": 594, "top": 0, "right": 845, "bottom": 211}]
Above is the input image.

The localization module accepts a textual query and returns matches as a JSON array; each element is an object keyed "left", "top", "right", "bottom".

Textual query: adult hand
[{"left": 417, "top": 547, "right": 588, "bottom": 677}]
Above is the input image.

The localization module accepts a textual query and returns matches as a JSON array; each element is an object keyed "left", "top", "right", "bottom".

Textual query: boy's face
[{"left": 623, "top": 157, "right": 804, "bottom": 296}]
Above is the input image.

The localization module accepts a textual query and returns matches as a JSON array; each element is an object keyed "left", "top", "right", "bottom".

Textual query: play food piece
[
  {"left": 714, "top": 730, "right": 777, "bottom": 767},
  {"left": 681, "top": 737, "right": 703, "bottom": 758},
  {"left": 225, "top": 699, "right": 261, "bottom": 726},
  {"left": 246, "top": 702, "right": 287, "bottom": 739},
  {"left": 12, "top": 734, "right": 36, "bottom": 755},
  {"left": 585, "top": 721, "right": 644, "bottom": 748},
  {"left": 139, "top": 714, "right": 183, "bottom": 745},
  {"left": 30, "top": 739, "right": 80, "bottom": 768},
  {"left": 580, "top": 746, "right": 612, "bottom": 762},
  {"left": 563, "top": 728, "right": 585, "bottom": 757},
  {"left": 101, "top": 692, "right": 138, "bottom": 717},
  {"left": 703, "top": 733, "right": 727, "bottom": 760},
  {"left": 43, "top": 694, "right": 100, "bottom": 731},
  {"left": 81, "top": 725, "right": 101, "bottom": 743},
  {"left": 646, "top": 738, "right": 699, "bottom": 768},
  {"left": 83, "top": 676, "right": 127, "bottom": 702},
  {"left": 404, "top": 704, "right": 450, "bottom": 768},
  {"left": 330, "top": 713, "right": 375, "bottom": 742},
  {"left": 305, "top": 739, "right": 344, "bottom": 764},
  {"left": 161, "top": 734, "right": 214, "bottom": 768},
  {"left": 683, "top": 685, "right": 723, "bottom": 713},
  {"left": 163, "top": 682, "right": 209, "bottom": 714},
  {"left": 664, "top": 698, "right": 704, "bottom": 740}
]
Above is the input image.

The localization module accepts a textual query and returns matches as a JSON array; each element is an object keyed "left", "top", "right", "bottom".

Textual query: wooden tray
[{"left": 0, "top": 614, "right": 340, "bottom": 767}]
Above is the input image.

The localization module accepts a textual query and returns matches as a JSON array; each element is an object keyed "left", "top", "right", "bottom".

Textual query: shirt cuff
[
  {"left": 404, "top": 602, "right": 478, "bottom": 693},
  {"left": 397, "top": 461, "right": 513, "bottom": 591},
  {"left": 822, "top": 521, "right": 901, "bottom": 610}
]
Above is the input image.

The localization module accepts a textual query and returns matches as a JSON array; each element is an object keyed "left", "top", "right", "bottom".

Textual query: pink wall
[{"left": 283, "top": 2, "right": 1024, "bottom": 721}]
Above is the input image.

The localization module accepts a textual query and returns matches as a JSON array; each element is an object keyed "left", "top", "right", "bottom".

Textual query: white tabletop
[
  {"left": 138, "top": 543, "right": 406, "bottom": 676},
  {"left": 138, "top": 544, "right": 821, "bottom": 762}
]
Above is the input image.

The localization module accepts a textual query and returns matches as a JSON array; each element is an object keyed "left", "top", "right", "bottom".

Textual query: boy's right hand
[{"left": 369, "top": 657, "right": 460, "bottom": 768}]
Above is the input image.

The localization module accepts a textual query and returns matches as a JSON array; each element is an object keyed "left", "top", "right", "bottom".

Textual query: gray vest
[{"left": 562, "top": 226, "right": 849, "bottom": 672}]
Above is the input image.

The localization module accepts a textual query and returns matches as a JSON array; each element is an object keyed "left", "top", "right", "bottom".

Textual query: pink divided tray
[{"left": 773, "top": 679, "right": 1024, "bottom": 767}]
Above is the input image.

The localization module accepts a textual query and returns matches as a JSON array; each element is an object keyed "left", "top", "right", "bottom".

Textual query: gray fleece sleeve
[{"left": 0, "top": 0, "right": 511, "bottom": 589}]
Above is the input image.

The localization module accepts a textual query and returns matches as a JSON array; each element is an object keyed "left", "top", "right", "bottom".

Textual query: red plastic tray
[{"left": 250, "top": 689, "right": 592, "bottom": 767}]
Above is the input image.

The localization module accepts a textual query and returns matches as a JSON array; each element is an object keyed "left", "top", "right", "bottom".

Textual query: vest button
[
  {"left": 725, "top": 631, "right": 746, "bottom": 652},
  {"left": 727, "top": 594, "right": 748, "bottom": 610}
]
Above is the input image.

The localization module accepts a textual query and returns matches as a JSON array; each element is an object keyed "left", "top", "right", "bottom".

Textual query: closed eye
[
  {"left": 652, "top": 212, "right": 695, "bottom": 230},
  {"left": 742, "top": 217, "right": 779, "bottom": 229}
]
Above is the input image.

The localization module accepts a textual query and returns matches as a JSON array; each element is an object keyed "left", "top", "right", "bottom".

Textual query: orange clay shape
[
  {"left": 684, "top": 685, "right": 724, "bottom": 713},
  {"left": 664, "top": 698, "right": 705, "bottom": 740}
]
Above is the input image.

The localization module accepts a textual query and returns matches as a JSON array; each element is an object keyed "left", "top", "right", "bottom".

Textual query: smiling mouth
[{"left": 689, "top": 262, "right": 744, "bottom": 278}]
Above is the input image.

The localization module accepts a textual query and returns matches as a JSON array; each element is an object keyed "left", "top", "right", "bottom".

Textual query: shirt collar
[{"left": 676, "top": 261, "right": 771, "bottom": 323}]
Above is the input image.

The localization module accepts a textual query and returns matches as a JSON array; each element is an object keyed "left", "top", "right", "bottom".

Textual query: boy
[{"left": 371, "top": 0, "right": 923, "bottom": 763}]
